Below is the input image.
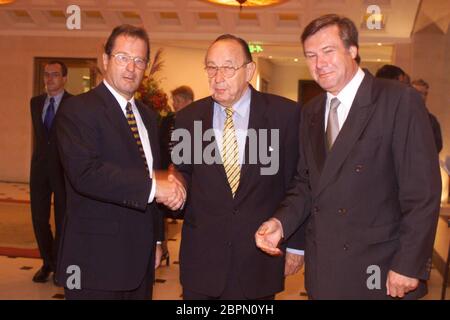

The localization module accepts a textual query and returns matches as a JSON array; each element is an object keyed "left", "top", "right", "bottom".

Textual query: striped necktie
[
  {"left": 125, "top": 102, "right": 149, "bottom": 174},
  {"left": 222, "top": 107, "right": 240, "bottom": 197}
]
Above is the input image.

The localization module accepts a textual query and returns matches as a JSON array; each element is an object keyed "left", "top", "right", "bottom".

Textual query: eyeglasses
[
  {"left": 44, "top": 72, "right": 62, "bottom": 78},
  {"left": 111, "top": 53, "right": 148, "bottom": 70},
  {"left": 204, "top": 62, "right": 251, "bottom": 78}
]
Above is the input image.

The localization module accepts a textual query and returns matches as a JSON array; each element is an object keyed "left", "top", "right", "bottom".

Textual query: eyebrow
[
  {"left": 206, "top": 59, "right": 234, "bottom": 65},
  {"left": 321, "top": 45, "right": 336, "bottom": 51}
]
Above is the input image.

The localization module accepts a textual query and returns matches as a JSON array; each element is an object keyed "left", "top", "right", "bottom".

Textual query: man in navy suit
[
  {"left": 30, "top": 60, "right": 72, "bottom": 284},
  {"left": 56, "top": 24, "right": 185, "bottom": 299},
  {"left": 174, "top": 34, "right": 306, "bottom": 300}
]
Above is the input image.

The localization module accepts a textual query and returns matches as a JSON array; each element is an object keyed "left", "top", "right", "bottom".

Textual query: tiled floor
[
  {"left": 0, "top": 182, "right": 447, "bottom": 300},
  {"left": 0, "top": 219, "right": 308, "bottom": 300},
  {"left": 0, "top": 181, "right": 30, "bottom": 203}
]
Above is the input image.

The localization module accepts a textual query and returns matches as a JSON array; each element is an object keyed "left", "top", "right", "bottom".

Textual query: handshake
[{"left": 154, "top": 166, "right": 186, "bottom": 210}]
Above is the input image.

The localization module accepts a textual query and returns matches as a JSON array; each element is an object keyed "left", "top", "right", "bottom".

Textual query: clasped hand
[{"left": 154, "top": 168, "right": 186, "bottom": 210}]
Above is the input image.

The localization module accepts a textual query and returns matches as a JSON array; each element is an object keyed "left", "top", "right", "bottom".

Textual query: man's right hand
[
  {"left": 154, "top": 170, "right": 186, "bottom": 210},
  {"left": 255, "top": 218, "right": 284, "bottom": 256}
]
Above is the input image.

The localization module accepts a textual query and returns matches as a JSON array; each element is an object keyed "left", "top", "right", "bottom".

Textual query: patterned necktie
[
  {"left": 125, "top": 102, "right": 149, "bottom": 174},
  {"left": 222, "top": 107, "right": 240, "bottom": 197},
  {"left": 43, "top": 97, "right": 55, "bottom": 132},
  {"left": 326, "top": 97, "right": 341, "bottom": 150}
]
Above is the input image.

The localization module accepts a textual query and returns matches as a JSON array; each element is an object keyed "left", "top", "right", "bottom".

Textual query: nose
[
  {"left": 214, "top": 69, "right": 225, "bottom": 83},
  {"left": 126, "top": 60, "right": 136, "bottom": 72},
  {"left": 316, "top": 53, "right": 328, "bottom": 69}
]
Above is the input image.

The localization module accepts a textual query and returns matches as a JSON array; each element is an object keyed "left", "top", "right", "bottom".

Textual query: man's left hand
[{"left": 386, "top": 270, "right": 419, "bottom": 298}]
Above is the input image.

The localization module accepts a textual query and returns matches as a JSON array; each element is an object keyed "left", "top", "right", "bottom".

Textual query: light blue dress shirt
[{"left": 41, "top": 90, "right": 65, "bottom": 122}]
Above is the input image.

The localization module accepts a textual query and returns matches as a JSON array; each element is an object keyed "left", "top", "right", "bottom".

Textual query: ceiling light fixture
[{"left": 203, "top": 0, "right": 286, "bottom": 11}]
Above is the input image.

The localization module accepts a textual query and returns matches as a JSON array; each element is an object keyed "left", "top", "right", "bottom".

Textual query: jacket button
[
  {"left": 355, "top": 164, "right": 364, "bottom": 173},
  {"left": 227, "top": 242, "right": 232, "bottom": 247},
  {"left": 338, "top": 208, "right": 347, "bottom": 215},
  {"left": 313, "top": 206, "right": 319, "bottom": 213},
  {"left": 343, "top": 244, "right": 349, "bottom": 251}
]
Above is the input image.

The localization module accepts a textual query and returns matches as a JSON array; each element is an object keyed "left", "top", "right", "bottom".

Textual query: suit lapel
[
  {"left": 315, "top": 71, "right": 376, "bottom": 198},
  {"left": 49, "top": 91, "right": 71, "bottom": 137},
  {"left": 136, "top": 100, "right": 160, "bottom": 170},
  {"left": 200, "top": 97, "right": 228, "bottom": 182},
  {"left": 95, "top": 83, "right": 144, "bottom": 159},
  {"left": 34, "top": 95, "right": 48, "bottom": 140},
  {"left": 308, "top": 94, "right": 327, "bottom": 174},
  {"left": 235, "top": 87, "right": 268, "bottom": 200}
]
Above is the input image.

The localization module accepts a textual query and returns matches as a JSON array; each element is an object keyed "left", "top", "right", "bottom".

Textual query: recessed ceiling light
[
  {"left": 268, "top": 55, "right": 273, "bottom": 59},
  {"left": 377, "top": 43, "right": 382, "bottom": 46},
  {"left": 377, "top": 59, "right": 381, "bottom": 62},
  {"left": 294, "top": 58, "right": 299, "bottom": 62}
]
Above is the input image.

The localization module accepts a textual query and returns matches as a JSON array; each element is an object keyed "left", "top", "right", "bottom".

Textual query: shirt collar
[
  {"left": 103, "top": 79, "right": 136, "bottom": 112},
  {"left": 47, "top": 90, "right": 65, "bottom": 106},
  {"left": 326, "top": 67, "right": 365, "bottom": 108},
  {"left": 216, "top": 85, "right": 251, "bottom": 118}
]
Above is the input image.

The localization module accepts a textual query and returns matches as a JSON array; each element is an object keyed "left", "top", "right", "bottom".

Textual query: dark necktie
[
  {"left": 43, "top": 97, "right": 55, "bottom": 132},
  {"left": 125, "top": 102, "right": 149, "bottom": 174}
]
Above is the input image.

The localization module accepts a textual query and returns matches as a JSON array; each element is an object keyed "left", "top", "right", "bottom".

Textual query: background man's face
[
  {"left": 304, "top": 25, "right": 358, "bottom": 95},
  {"left": 205, "top": 40, "right": 255, "bottom": 108},
  {"left": 172, "top": 95, "right": 191, "bottom": 112},
  {"left": 44, "top": 63, "right": 66, "bottom": 95},
  {"left": 103, "top": 35, "right": 147, "bottom": 100}
]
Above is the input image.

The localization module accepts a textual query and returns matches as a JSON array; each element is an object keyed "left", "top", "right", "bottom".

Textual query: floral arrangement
[{"left": 135, "top": 48, "right": 172, "bottom": 118}]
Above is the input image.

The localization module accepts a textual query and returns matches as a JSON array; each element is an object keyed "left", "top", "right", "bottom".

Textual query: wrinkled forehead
[
  {"left": 205, "top": 40, "right": 246, "bottom": 65},
  {"left": 303, "top": 25, "right": 343, "bottom": 50}
]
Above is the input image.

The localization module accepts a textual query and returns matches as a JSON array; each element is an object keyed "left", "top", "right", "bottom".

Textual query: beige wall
[
  {"left": 0, "top": 35, "right": 104, "bottom": 182},
  {"left": 152, "top": 44, "right": 210, "bottom": 103},
  {"left": 0, "top": 36, "right": 211, "bottom": 182}
]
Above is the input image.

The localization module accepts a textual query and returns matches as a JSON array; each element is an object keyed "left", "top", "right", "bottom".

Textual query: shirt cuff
[
  {"left": 148, "top": 173, "right": 156, "bottom": 203},
  {"left": 156, "top": 241, "right": 162, "bottom": 245},
  {"left": 286, "top": 248, "right": 305, "bottom": 255}
]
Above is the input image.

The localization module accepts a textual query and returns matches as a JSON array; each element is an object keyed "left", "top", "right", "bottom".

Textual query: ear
[
  {"left": 102, "top": 53, "right": 109, "bottom": 72},
  {"left": 245, "top": 61, "right": 256, "bottom": 82},
  {"left": 348, "top": 46, "right": 358, "bottom": 60}
]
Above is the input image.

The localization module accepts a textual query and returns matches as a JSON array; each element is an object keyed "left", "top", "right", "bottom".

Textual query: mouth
[
  {"left": 122, "top": 75, "right": 136, "bottom": 82},
  {"left": 318, "top": 71, "right": 334, "bottom": 79},
  {"left": 214, "top": 88, "right": 226, "bottom": 94}
]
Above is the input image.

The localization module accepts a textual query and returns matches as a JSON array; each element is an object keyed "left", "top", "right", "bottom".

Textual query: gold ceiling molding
[
  {"left": 0, "top": 0, "right": 16, "bottom": 4},
  {"left": 202, "top": 0, "right": 286, "bottom": 8}
]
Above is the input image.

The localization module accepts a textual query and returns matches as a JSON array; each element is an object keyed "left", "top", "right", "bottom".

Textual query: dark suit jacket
[
  {"left": 55, "top": 83, "right": 164, "bottom": 291},
  {"left": 30, "top": 91, "right": 72, "bottom": 197},
  {"left": 175, "top": 86, "right": 305, "bottom": 299},
  {"left": 275, "top": 70, "right": 442, "bottom": 299},
  {"left": 428, "top": 112, "right": 443, "bottom": 153},
  {"left": 159, "top": 112, "right": 176, "bottom": 170}
]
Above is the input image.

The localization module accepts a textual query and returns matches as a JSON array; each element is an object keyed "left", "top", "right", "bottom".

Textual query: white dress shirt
[
  {"left": 103, "top": 80, "right": 156, "bottom": 203},
  {"left": 324, "top": 68, "right": 365, "bottom": 132}
]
